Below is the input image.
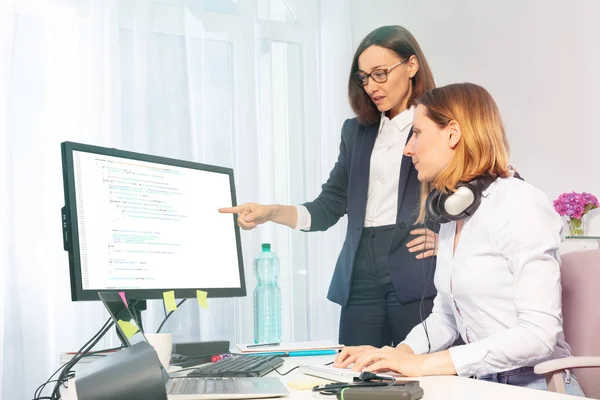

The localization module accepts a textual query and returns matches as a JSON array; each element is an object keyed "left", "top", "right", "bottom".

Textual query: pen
[{"left": 247, "top": 342, "right": 280, "bottom": 348}]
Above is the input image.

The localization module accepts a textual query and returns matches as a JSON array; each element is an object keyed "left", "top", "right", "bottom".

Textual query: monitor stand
[
  {"left": 114, "top": 299, "right": 230, "bottom": 365},
  {"left": 130, "top": 299, "right": 146, "bottom": 330},
  {"left": 115, "top": 300, "right": 146, "bottom": 345}
]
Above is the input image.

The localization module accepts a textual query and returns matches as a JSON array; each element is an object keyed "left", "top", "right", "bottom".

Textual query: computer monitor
[{"left": 60, "top": 141, "right": 246, "bottom": 302}]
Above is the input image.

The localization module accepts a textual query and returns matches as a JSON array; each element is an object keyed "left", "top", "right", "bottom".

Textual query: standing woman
[{"left": 220, "top": 26, "right": 438, "bottom": 347}]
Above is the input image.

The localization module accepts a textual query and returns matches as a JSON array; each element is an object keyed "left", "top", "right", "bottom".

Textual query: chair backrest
[{"left": 560, "top": 249, "right": 600, "bottom": 399}]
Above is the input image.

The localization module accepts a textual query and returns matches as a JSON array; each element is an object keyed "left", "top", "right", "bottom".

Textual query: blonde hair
[{"left": 415, "top": 83, "right": 511, "bottom": 223}]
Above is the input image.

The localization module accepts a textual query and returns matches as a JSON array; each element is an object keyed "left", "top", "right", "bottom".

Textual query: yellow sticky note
[
  {"left": 196, "top": 290, "right": 209, "bottom": 309},
  {"left": 163, "top": 290, "right": 177, "bottom": 312},
  {"left": 117, "top": 319, "right": 139, "bottom": 339}
]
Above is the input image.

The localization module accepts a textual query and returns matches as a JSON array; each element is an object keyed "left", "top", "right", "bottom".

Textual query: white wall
[{"left": 349, "top": 0, "right": 600, "bottom": 201}]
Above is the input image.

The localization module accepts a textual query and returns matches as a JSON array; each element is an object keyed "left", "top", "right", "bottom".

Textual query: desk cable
[
  {"left": 32, "top": 317, "right": 116, "bottom": 400},
  {"left": 53, "top": 319, "right": 115, "bottom": 400},
  {"left": 156, "top": 298, "right": 187, "bottom": 333},
  {"left": 419, "top": 217, "right": 438, "bottom": 354},
  {"left": 312, "top": 371, "right": 397, "bottom": 396}
]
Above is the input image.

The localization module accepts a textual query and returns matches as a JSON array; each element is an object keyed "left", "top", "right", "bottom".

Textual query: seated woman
[{"left": 334, "top": 82, "right": 584, "bottom": 396}]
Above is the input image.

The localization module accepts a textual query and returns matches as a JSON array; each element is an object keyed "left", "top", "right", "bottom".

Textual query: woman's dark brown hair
[{"left": 349, "top": 25, "right": 435, "bottom": 125}]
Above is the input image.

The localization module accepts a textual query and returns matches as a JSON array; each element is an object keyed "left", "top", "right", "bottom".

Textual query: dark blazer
[{"left": 303, "top": 118, "right": 437, "bottom": 307}]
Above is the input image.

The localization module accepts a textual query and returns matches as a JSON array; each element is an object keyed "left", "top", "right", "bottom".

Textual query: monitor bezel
[{"left": 61, "top": 141, "right": 247, "bottom": 301}]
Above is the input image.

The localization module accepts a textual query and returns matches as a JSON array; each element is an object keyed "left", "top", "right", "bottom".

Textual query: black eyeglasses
[{"left": 354, "top": 57, "right": 410, "bottom": 86}]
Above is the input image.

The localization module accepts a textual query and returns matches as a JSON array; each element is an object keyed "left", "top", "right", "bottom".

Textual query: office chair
[{"left": 534, "top": 249, "right": 600, "bottom": 398}]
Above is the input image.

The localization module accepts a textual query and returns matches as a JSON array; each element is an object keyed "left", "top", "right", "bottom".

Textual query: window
[
  {"left": 203, "top": 0, "right": 239, "bottom": 15},
  {"left": 258, "top": 0, "right": 298, "bottom": 23},
  {"left": 118, "top": 0, "right": 320, "bottom": 343}
]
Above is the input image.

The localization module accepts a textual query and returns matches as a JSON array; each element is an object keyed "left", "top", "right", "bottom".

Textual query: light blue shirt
[{"left": 401, "top": 177, "right": 572, "bottom": 377}]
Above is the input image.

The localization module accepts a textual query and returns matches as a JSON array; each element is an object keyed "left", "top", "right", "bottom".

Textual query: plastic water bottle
[{"left": 253, "top": 243, "right": 282, "bottom": 344}]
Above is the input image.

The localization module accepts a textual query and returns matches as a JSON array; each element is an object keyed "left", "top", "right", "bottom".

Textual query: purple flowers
[{"left": 553, "top": 192, "right": 599, "bottom": 220}]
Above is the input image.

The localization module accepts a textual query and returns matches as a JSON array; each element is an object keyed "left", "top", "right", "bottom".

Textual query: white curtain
[{"left": 0, "top": 0, "right": 354, "bottom": 398}]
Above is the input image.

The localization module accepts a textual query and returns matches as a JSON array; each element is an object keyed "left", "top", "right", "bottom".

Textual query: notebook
[{"left": 98, "top": 292, "right": 290, "bottom": 399}]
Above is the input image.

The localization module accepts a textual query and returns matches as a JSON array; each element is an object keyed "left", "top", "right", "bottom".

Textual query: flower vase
[{"left": 568, "top": 217, "right": 585, "bottom": 236}]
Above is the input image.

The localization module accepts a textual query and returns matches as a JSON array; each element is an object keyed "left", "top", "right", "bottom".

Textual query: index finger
[
  {"left": 409, "top": 228, "right": 427, "bottom": 236},
  {"left": 218, "top": 206, "right": 244, "bottom": 214},
  {"left": 351, "top": 352, "right": 376, "bottom": 372},
  {"left": 334, "top": 354, "right": 360, "bottom": 369},
  {"left": 333, "top": 348, "right": 352, "bottom": 366}
]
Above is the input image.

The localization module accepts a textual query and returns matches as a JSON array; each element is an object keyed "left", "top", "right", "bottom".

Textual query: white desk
[
  {"left": 264, "top": 356, "right": 578, "bottom": 400},
  {"left": 67, "top": 355, "right": 580, "bottom": 399},
  {"left": 560, "top": 236, "right": 600, "bottom": 255}
]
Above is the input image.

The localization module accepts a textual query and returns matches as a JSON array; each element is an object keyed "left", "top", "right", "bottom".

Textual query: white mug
[{"left": 145, "top": 333, "right": 173, "bottom": 369}]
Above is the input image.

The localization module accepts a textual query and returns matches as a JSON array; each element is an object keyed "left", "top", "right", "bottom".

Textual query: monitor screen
[{"left": 61, "top": 141, "right": 246, "bottom": 301}]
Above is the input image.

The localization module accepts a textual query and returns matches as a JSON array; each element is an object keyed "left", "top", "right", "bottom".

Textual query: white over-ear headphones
[{"left": 425, "top": 175, "right": 495, "bottom": 224}]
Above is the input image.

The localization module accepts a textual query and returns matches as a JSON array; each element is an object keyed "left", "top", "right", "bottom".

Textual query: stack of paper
[{"left": 236, "top": 340, "right": 344, "bottom": 356}]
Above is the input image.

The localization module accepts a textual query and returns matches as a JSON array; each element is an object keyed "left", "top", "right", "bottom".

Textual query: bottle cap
[{"left": 261, "top": 243, "right": 271, "bottom": 252}]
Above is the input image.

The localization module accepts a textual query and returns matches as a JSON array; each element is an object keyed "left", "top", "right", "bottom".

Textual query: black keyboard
[{"left": 187, "top": 355, "right": 284, "bottom": 378}]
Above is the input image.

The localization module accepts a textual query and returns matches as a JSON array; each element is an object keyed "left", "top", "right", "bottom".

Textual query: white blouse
[
  {"left": 295, "top": 107, "right": 414, "bottom": 230},
  {"left": 401, "top": 177, "right": 572, "bottom": 377}
]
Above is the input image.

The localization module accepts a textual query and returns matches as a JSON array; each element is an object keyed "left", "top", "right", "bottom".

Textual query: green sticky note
[
  {"left": 196, "top": 290, "right": 209, "bottom": 309},
  {"left": 117, "top": 319, "right": 139, "bottom": 339},
  {"left": 163, "top": 290, "right": 177, "bottom": 312}
]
